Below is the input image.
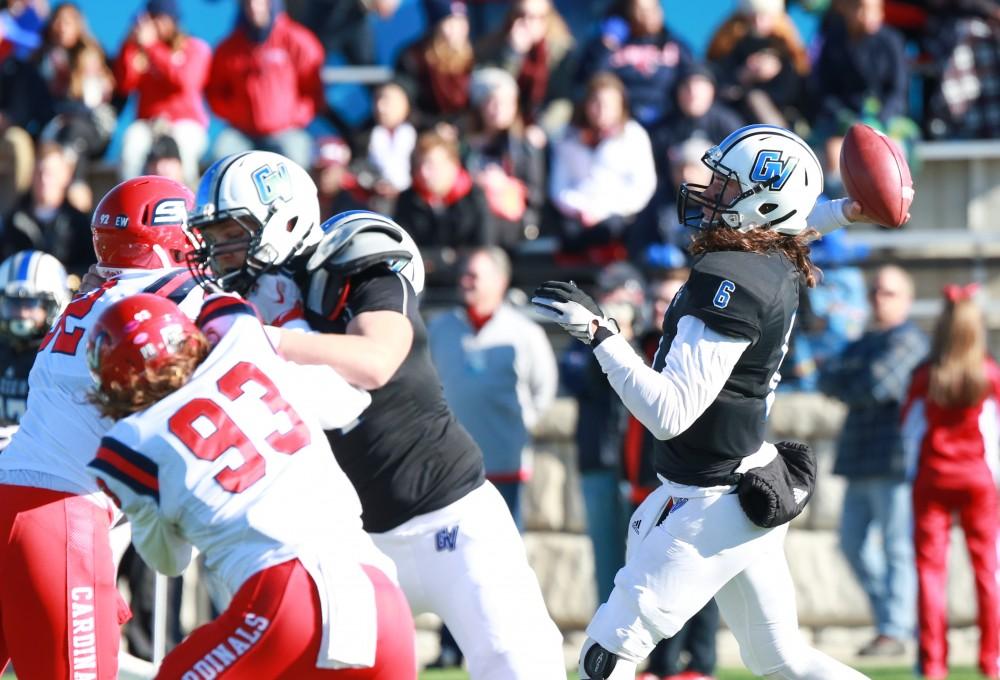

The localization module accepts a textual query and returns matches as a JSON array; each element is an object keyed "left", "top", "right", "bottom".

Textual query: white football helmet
[
  {"left": 0, "top": 250, "right": 70, "bottom": 343},
  {"left": 187, "top": 151, "right": 321, "bottom": 294},
  {"left": 678, "top": 124, "right": 823, "bottom": 236}
]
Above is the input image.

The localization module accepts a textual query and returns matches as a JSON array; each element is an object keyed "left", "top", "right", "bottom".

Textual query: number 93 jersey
[
  {"left": 651, "top": 249, "right": 800, "bottom": 487},
  {"left": 0, "top": 269, "right": 206, "bottom": 503},
  {"left": 89, "top": 310, "right": 378, "bottom": 605}
]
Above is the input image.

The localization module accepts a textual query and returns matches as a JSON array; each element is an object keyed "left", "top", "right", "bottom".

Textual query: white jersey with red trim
[
  {"left": 90, "top": 307, "right": 388, "bottom": 668},
  {"left": 0, "top": 269, "right": 206, "bottom": 502}
]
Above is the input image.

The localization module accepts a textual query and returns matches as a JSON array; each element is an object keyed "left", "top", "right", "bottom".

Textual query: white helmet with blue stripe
[
  {"left": 677, "top": 124, "right": 823, "bottom": 236},
  {"left": 187, "top": 151, "right": 321, "bottom": 294},
  {"left": 0, "top": 250, "right": 70, "bottom": 342}
]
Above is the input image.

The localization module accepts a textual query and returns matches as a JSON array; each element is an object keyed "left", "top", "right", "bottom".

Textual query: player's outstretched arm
[
  {"left": 807, "top": 197, "right": 912, "bottom": 236},
  {"left": 274, "top": 310, "right": 414, "bottom": 390}
]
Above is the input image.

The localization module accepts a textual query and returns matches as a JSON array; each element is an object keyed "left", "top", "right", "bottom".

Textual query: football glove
[{"left": 531, "top": 280, "right": 619, "bottom": 344}]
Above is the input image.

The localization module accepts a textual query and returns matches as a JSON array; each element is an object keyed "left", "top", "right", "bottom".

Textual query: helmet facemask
[
  {"left": 188, "top": 209, "right": 282, "bottom": 296},
  {"left": 0, "top": 288, "right": 59, "bottom": 343}
]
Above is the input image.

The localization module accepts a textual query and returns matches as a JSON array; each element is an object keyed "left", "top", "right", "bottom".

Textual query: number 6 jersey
[{"left": 88, "top": 305, "right": 390, "bottom": 668}]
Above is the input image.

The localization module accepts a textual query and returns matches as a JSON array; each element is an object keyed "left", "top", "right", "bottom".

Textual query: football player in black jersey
[
  {"left": 0, "top": 250, "right": 70, "bottom": 446},
  {"left": 187, "top": 152, "right": 565, "bottom": 680},
  {"left": 534, "top": 124, "right": 873, "bottom": 680}
]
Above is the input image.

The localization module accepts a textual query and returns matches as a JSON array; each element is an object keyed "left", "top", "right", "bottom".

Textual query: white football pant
[
  {"left": 371, "top": 481, "right": 565, "bottom": 680},
  {"left": 587, "top": 482, "right": 871, "bottom": 679}
]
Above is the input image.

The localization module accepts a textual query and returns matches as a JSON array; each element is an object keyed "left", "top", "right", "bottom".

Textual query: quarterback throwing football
[{"left": 533, "top": 124, "right": 873, "bottom": 680}]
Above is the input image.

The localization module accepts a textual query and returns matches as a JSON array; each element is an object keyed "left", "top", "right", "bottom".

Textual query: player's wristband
[{"left": 590, "top": 319, "right": 620, "bottom": 348}]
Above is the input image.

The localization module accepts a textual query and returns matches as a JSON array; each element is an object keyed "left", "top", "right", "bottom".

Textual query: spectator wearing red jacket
[
  {"left": 115, "top": 0, "right": 210, "bottom": 186},
  {"left": 206, "top": 0, "right": 324, "bottom": 170},
  {"left": 902, "top": 283, "right": 1000, "bottom": 680}
]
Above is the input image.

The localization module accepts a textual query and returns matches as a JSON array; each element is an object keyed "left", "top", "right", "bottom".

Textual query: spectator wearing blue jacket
[{"left": 577, "top": 0, "right": 693, "bottom": 130}]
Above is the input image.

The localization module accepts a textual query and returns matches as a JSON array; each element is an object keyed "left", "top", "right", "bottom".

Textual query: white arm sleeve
[
  {"left": 282, "top": 361, "right": 372, "bottom": 431},
  {"left": 807, "top": 197, "right": 851, "bottom": 235},
  {"left": 593, "top": 315, "right": 750, "bottom": 440},
  {"left": 95, "top": 473, "right": 193, "bottom": 577}
]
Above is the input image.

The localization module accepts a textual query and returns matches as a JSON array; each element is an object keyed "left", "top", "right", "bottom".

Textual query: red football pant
[
  {"left": 914, "top": 477, "right": 1000, "bottom": 678},
  {"left": 0, "top": 484, "right": 127, "bottom": 680},
  {"left": 156, "top": 560, "right": 416, "bottom": 679}
]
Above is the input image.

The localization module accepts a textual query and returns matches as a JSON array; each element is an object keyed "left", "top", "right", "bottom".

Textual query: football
[{"left": 839, "top": 123, "right": 915, "bottom": 228}]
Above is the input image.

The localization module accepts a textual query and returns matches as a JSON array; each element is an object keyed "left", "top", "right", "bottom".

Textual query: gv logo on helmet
[
  {"left": 749, "top": 150, "right": 798, "bottom": 191},
  {"left": 251, "top": 163, "right": 293, "bottom": 205}
]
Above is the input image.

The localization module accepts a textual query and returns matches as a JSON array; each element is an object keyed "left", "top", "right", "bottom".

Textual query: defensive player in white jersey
[
  {"left": 0, "top": 177, "right": 208, "bottom": 679},
  {"left": 186, "top": 152, "right": 566, "bottom": 680},
  {"left": 85, "top": 293, "right": 416, "bottom": 679}
]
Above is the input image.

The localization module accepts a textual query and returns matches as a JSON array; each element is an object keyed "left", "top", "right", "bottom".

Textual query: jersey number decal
[
  {"left": 713, "top": 280, "right": 736, "bottom": 309},
  {"left": 168, "top": 361, "right": 310, "bottom": 493},
  {"left": 39, "top": 281, "right": 115, "bottom": 356}
]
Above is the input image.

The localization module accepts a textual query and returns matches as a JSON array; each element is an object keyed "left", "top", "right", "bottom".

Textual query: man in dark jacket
[
  {"left": 820, "top": 264, "right": 928, "bottom": 657},
  {"left": 1, "top": 143, "right": 92, "bottom": 277},
  {"left": 394, "top": 130, "right": 494, "bottom": 257},
  {"left": 811, "top": 0, "right": 909, "bottom": 133},
  {"left": 577, "top": 0, "right": 693, "bottom": 129}
]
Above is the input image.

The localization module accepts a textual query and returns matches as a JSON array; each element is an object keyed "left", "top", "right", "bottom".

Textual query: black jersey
[
  {"left": 0, "top": 341, "right": 35, "bottom": 426},
  {"left": 299, "top": 264, "right": 485, "bottom": 532},
  {"left": 651, "top": 249, "right": 800, "bottom": 486}
]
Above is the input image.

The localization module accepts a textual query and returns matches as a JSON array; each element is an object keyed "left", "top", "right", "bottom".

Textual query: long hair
[
  {"left": 689, "top": 227, "right": 819, "bottom": 287},
  {"left": 706, "top": 12, "right": 810, "bottom": 76},
  {"left": 499, "top": 0, "right": 573, "bottom": 53},
  {"left": 425, "top": 23, "right": 474, "bottom": 75},
  {"left": 67, "top": 43, "right": 114, "bottom": 102},
  {"left": 570, "top": 72, "right": 629, "bottom": 134},
  {"left": 89, "top": 334, "right": 209, "bottom": 421},
  {"left": 927, "top": 296, "right": 989, "bottom": 409}
]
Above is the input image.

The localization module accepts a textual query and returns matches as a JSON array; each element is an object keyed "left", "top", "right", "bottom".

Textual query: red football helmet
[
  {"left": 87, "top": 293, "right": 203, "bottom": 390},
  {"left": 92, "top": 176, "right": 195, "bottom": 275}
]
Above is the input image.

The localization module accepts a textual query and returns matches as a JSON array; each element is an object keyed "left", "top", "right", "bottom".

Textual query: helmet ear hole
[
  {"left": 760, "top": 203, "right": 778, "bottom": 215},
  {"left": 285, "top": 216, "right": 298, "bottom": 233}
]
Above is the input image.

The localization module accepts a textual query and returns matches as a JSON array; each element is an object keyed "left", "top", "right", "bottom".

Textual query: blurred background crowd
[
  {"left": 2, "top": 0, "right": 1000, "bottom": 677},
  {"left": 3, "top": 0, "right": 998, "bottom": 283}
]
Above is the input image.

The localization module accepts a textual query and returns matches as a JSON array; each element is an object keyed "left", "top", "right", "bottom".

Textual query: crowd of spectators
[{"left": 2, "top": 0, "right": 1000, "bottom": 283}]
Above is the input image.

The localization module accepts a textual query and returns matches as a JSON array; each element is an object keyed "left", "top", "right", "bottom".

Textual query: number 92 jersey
[
  {"left": 0, "top": 269, "right": 205, "bottom": 503},
  {"left": 651, "top": 249, "right": 800, "bottom": 487}
]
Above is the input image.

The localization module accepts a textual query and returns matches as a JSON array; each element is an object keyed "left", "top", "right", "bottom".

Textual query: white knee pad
[{"left": 578, "top": 637, "right": 639, "bottom": 680}]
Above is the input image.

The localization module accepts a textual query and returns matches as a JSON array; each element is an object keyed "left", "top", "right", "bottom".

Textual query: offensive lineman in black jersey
[
  {"left": 186, "top": 152, "right": 565, "bottom": 680},
  {"left": 0, "top": 251, "right": 70, "bottom": 446},
  {"left": 533, "top": 125, "right": 873, "bottom": 680}
]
